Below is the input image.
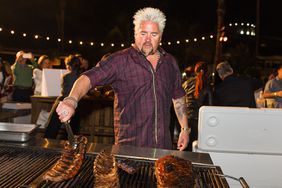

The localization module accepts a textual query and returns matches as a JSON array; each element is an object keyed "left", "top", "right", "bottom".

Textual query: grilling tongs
[
  {"left": 216, "top": 174, "right": 249, "bottom": 188},
  {"left": 64, "top": 120, "right": 77, "bottom": 148}
]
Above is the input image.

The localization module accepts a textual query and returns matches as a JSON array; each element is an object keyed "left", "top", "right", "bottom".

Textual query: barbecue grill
[{"left": 0, "top": 138, "right": 229, "bottom": 188}]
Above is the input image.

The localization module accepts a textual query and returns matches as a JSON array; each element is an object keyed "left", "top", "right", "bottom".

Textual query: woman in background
[
  {"left": 33, "top": 55, "right": 50, "bottom": 95},
  {"left": 182, "top": 61, "right": 213, "bottom": 151},
  {"left": 44, "top": 55, "right": 81, "bottom": 139}
]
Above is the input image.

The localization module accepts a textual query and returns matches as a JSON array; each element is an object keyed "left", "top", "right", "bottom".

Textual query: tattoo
[{"left": 173, "top": 96, "right": 187, "bottom": 119}]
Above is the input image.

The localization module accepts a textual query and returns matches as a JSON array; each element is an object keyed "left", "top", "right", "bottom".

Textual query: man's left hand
[{"left": 177, "top": 131, "right": 190, "bottom": 151}]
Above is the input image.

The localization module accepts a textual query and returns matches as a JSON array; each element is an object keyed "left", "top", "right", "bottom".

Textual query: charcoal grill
[{"left": 0, "top": 144, "right": 229, "bottom": 188}]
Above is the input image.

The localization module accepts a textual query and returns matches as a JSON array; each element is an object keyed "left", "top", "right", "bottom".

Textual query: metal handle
[
  {"left": 216, "top": 174, "right": 250, "bottom": 188},
  {"left": 239, "top": 177, "right": 249, "bottom": 188},
  {"left": 64, "top": 120, "right": 75, "bottom": 146}
]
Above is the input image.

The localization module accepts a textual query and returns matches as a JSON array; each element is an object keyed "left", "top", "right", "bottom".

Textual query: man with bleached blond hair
[{"left": 56, "top": 7, "right": 190, "bottom": 150}]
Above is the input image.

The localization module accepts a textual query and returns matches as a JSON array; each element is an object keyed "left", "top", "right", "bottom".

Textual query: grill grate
[
  {"left": 0, "top": 146, "right": 59, "bottom": 188},
  {"left": 0, "top": 146, "right": 229, "bottom": 188}
]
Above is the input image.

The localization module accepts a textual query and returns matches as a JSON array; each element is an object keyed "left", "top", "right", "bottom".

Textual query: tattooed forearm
[{"left": 173, "top": 96, "right": 188, "bottom": 120}]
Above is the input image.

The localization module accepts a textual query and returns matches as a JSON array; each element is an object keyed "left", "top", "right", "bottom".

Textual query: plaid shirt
[{"left": 84, "top": 47, "right": 185, "bottom": 149}]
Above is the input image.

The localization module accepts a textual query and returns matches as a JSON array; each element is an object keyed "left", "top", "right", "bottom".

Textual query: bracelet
[
  {"left": 181, "top": 127, "right": 191, "bottom": 134},
  {"left": 63, "top": 96, "right": 78, "bottom": 109}
]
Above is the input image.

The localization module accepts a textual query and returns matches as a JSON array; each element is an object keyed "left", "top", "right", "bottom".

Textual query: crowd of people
[
  {"left": 1, "top": 7, "right": 281, "bottom": 152},
  {"left": 0, "top": 52, "right": 90, "bottom": 103}
]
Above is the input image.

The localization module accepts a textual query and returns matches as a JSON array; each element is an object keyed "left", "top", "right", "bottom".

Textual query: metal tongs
[
  {"left": 216, "top": 174, "right": 249, "bottom": 188},
  {"left": 64, "top": 120, "right": 77, "bottom": 148}
]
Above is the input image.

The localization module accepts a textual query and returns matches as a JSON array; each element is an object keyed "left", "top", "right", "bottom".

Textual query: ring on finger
[{"left": 62, "top": 110, "right": 69, "bottom": 116}]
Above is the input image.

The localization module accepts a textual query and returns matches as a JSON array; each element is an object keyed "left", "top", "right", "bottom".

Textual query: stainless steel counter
[{"left": 0, "top": 136, "right": 213, "bottom": 165}]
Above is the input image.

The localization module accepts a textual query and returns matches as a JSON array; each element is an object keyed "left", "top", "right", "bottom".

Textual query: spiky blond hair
[{"left": 133, "top": 7, "right": 166, "bottom": 35}]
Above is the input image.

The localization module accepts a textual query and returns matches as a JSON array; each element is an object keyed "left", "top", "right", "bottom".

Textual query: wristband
[
  {"left": 63, "top": 96, "right": 78, "bottom": 109},
  {"left": 181, "top": 127, "right": 191, "bottom": 134}
]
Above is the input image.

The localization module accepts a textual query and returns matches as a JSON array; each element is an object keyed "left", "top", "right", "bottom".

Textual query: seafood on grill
[
  {"left": 93, "top": 150, "right": 120, "bottom": 188},
  {"left": 155, "top": 155, "right": 193, "bottom": 188},
  {"left": 42, "top": 135, "right": 88, "bottom": 182}
]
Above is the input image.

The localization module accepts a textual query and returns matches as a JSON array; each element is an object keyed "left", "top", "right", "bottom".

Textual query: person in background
[
  {"left": 33, "top": 55, "right": 50, "bottom": 95},
  {"left": 263, "top": 65, "right": 282, "bottom": 108},
  {"left": 0, "top": 58, "right": 13, "bottom": 102},
  {"left": 80, "top": 58, "right": 90, "bottom": 73},
  {"left": 11, "top": 51, "right": 37, "bottom": 102},
  {"left": 44, "top": 55, "right": 81, "bottom": 139},
  {"left": 214, "top": 61, "right": 256, "bottom": 107},
  {"left": 75, "top": 54, "right": 90, "bottom": 73},
  {"left": 182, "top": 61, "right": 212, "bottom": 151},
  {"left": 56, "top": 7, "right": 190, "bottom": 151},
  {"left": 182, "top": 65, "right": 194, "bottom": 83}
]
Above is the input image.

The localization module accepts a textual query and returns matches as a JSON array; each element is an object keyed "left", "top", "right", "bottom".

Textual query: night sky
[
  {"left": 0, "top": 0, "right": 266, "bottom": 41},
  {"left": 0, "top": 0, "right": 281, "bottom": 63}
]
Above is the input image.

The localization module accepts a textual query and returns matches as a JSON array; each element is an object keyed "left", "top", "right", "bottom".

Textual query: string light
[
  {"left": 0, "top": 22, "right": 255, "bottom": 48},
  {"left": 227, "top": 22, "right": 256, "bottom": 37}
]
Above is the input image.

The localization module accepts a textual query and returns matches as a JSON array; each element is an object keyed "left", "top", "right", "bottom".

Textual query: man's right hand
[{"left": 56, "top": 100, "right": 76, "bottom": 123}]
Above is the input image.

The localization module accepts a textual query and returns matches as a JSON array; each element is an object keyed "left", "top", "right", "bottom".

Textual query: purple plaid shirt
[{"left": 83, "top": 47, "right": 185, "bottom": 149}]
